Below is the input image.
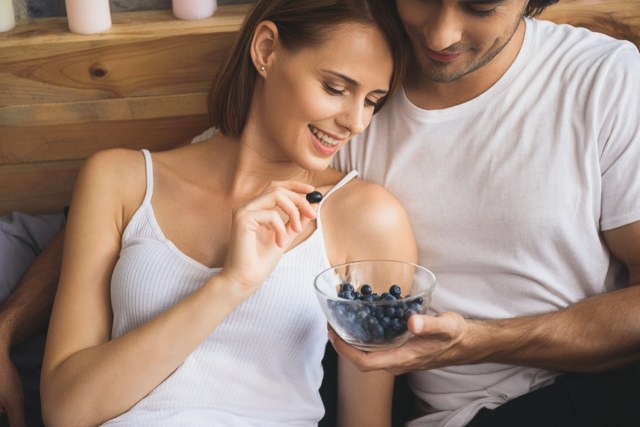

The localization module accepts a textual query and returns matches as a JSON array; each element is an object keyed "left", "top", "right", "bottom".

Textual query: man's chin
[{"left": 422, "top": 67, "right": 470, "bottom": 84}]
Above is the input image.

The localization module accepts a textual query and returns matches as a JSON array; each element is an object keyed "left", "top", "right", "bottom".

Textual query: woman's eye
[
  {"left": 365, "top": 97, "right": 381, "bottom": 108},
  {"left": 366, "top": 96, "right": 386, "bottom": 112},
  {"left": 323, "top": 82, "right": 346, "bottom": 96}
]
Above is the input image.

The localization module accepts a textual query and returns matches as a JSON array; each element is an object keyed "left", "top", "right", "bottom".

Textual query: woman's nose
[{"left": 337, "top": 101, "right": 368, "bottom": 136}]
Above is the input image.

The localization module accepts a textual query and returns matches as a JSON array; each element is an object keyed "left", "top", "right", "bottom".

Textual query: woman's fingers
[{"left": 237, "top": 182, "right": 319, "bottom": 238}]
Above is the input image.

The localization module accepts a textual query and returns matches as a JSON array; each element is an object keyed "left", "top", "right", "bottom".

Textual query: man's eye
[
  {"left": 323, "top": 82, "right": 346, "bottom": 95},
  {"left": 465, "top": 5, "right": 497, "bottom": 16}
]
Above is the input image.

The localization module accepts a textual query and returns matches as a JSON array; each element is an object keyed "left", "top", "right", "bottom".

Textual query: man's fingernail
[{"left": 412, "top": 316, "right": 424, "bottom": 331}]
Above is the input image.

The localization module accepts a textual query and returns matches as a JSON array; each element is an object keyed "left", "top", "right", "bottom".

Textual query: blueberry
[
  {"left": 345, "top": 311, "right": 356, "bottom": 323},
  {"left": 306, "top": 191, "right": 323, "bottom": 203},
  {"left": 389, "top": 284, "right": 402, "bottom": 298},
  {"left": 331, "top": 280, "right": 418, "bottom": 345},
  {"left": 391, "top": 318, "right": 404, "bottom": 332},
  {"left": 384, "top": 306, "right": 396, "bottom": 318},
  {"left": 350, "top": 321, "right": 369, "bottom": 341},
  {"left": 368, "top": 320, "right": 385, "bottom": 342},
  {"left": 341, "top": 283, "right": 354, "bottom": 293}
]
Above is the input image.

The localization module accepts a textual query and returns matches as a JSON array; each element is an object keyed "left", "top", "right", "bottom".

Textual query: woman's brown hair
[{"left": 208, "top": 0, "right": 409, "bottom": 138}]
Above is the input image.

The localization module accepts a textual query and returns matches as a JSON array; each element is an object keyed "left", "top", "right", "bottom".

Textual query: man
[
  {"left": 1, "top": 215, "right": 64, "bottom": 427},
  {"left": 332, "top": 0, "right": 640, "bottom": 426}
]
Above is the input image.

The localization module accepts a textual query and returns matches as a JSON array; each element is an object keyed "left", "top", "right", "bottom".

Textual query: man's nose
[{"left": 423, "top": 6, "right": 463, "bottom": 52}]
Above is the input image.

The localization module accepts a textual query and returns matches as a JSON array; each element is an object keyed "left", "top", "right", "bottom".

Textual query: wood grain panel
[
  {"left": 541, "top": 0, "right": 640, "bottom": 47},
  {"left": 0, "top": 6, "right": 248, "bottom": 215},
  {"left": 0, "top": 160, "right": 81, "bottom": 215},
  {"left": 0, "top": 23, "right": 238, "bottom": 106},
  {"left": 0, "top": 114, "right": 210, "bottom": 163}
]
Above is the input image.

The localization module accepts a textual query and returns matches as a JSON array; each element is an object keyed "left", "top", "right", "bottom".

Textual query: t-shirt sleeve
[{"left": 598, "top": 44, "right": 640, "bottom": 231}]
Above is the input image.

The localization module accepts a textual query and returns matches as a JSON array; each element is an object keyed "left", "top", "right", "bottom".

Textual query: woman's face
[{"left": 251, "top": 22, "right": 394, "bottom": 171}]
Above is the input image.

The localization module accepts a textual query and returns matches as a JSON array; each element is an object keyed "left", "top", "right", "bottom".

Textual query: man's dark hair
[{"left": 525, "top": 0, "right": 560, "bottom": 17}]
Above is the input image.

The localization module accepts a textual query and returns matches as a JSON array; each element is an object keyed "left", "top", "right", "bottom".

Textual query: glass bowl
[{"left": 314, "top": 260, "right": 436, "bottom": 352}]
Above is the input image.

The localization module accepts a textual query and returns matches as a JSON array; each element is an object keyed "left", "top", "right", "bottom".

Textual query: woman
[{"left": 40, "top": 0, "right": 414, "bottom": 426}]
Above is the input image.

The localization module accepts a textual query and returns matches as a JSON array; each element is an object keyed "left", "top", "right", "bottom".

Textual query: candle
[
  {"left": 172, "top": 0, "right": 217, "bottom": 20},
  {"left": 0, "top": 0, "right": 16, "bottom": 32},
  {"left": 65, "top": 0, "right": 111, "bottom": 34}
]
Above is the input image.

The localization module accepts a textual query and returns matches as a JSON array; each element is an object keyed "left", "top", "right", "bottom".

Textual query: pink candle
[
  {"left": 65, "top": 0, "right": 111, "bottom": 34},
  {"left": 172, "top": 0, "right": 217, "bottom": 20}
]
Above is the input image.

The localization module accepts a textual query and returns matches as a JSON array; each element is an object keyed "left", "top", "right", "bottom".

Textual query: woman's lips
[
  {"left": 424, "top": 48, "right": 461, "bottom": 63},
  {"left": 310, "top": 128, "right": 339, "bottom": 156}
]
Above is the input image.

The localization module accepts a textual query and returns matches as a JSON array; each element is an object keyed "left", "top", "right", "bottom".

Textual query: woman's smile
[{"left": 309, "top": 124, "right": 341, "bottom": 156}]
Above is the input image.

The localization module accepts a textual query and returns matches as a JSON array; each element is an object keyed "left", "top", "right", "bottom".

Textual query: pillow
[{"left": 0, "top": 212, "right": 65, "bottom": 304}]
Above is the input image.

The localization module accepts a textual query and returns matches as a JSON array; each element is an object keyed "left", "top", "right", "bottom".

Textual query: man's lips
[{"left": 424, "top": 47, "right": 462, "bottom": 63}]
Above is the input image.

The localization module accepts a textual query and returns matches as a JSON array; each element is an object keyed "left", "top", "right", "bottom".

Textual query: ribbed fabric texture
[{"left": 104, "top": 150, "right": 358, "bottom": 426}]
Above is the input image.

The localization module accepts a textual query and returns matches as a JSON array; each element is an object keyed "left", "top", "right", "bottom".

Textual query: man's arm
[
  {"left": 330, "top": 220, "right": 640, "bottom": 375},
  {"left": 0, "top": 228, "right": 64, "bottom": 427},
  {"left": 0, "top": 228, "right": 64, "bottom": 348}
]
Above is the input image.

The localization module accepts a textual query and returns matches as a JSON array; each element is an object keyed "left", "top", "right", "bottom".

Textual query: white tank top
[{"left": 105, "top": 149, "right": 358, "bottom": 426}]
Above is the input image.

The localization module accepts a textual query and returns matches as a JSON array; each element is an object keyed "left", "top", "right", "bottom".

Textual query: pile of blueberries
[{"left": 328, "top": 282, "right": 424, "bottom": 345}]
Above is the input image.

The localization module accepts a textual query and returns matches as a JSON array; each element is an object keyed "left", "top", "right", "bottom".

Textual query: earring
[{"left": 259, "top": 66, "right": 266, "bottom": 72}]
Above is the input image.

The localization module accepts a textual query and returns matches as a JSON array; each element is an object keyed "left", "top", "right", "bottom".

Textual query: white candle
[
  {"left": 65, "top": 0, "right": 111, "bottom": 34},
  {"left": 0, "top": 0, "right": 16, "bottom": 33},
  {"left": 172, "top": 0, "right": 217, "bottom": 20}
]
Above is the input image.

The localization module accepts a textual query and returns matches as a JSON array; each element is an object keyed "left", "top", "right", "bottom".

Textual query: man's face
[{"left": 396, "top": 0, "right": 528, "bottom": 83}]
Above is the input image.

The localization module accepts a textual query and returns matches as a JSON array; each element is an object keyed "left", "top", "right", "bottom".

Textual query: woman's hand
[{"left": 221, "top": 181, "right": 319, "bottom": 292}]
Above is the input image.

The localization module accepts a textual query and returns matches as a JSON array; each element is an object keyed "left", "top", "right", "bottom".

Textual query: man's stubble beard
[{"left": 414, "top": 17, "right": 524, "bottom": 84}]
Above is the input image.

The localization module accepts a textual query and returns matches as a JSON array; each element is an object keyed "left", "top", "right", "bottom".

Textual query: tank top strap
[
  {"left": 316, "top": 170, "right": 359, "bottom": 232},
  {"left": 140, "top": 149, "right": 154, "bottom": 205}
]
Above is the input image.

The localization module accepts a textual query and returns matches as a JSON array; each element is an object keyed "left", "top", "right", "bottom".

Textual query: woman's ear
[{"left": 250, "top": 20, "right": 279, "bottom": 75}]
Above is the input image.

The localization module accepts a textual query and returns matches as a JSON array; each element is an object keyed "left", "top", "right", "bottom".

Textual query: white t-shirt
[{"left": 334, "top": 18, "right": 640, "bottom": 427}]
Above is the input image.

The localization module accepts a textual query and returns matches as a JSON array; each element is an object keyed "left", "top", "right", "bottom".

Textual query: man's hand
[
  {"left": 329, "top": 312, "right": 470, "bottom": 376},
  {"left": 0, "top": 351, "right": 26, "bottom": 427}
]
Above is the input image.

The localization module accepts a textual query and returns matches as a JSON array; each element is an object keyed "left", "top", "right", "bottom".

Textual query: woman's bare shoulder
[
  {"left": 330, "top": 178, "right": 405, "bottom": 217},
  {"left": 321, "top": 178, "right": 417, "bottom": 264},
  {"left": 74, "top": 148, "right": 148, "bottom": 225}
]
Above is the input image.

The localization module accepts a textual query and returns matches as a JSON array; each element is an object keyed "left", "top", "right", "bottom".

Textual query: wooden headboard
[{"left": 1, "top": 1, "right": 639, "bottom": 216}]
